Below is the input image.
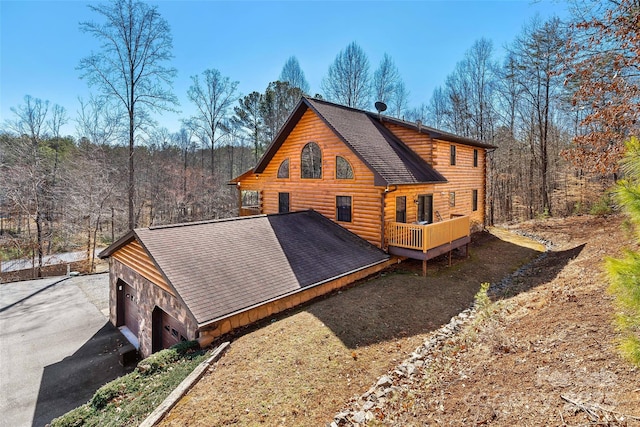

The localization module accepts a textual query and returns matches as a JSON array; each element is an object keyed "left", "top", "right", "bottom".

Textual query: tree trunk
[{"left": 36, "top": 210, "right": 43, "bottom": 278}]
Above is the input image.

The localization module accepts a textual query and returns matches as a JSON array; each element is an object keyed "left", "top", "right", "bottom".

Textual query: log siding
[
  {"left": 238, "top": 109, "right": 385, "bottom": 247},
  {"left": 112, "top": 240, "right": 174, "bottom": 296}
]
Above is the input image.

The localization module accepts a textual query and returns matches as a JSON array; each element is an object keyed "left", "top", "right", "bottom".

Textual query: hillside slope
[{"left": 348, "top": 215, "right": 640, "bottom": 426}]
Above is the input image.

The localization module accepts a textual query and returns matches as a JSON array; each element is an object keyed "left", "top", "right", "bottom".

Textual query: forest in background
[{"left": 1, "top": 0, "right": 637, "bottom": 276}]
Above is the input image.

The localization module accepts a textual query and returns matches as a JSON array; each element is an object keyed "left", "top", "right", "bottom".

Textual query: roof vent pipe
[{"left": 416, "top": 119, "right": 422, "bottom": 132}]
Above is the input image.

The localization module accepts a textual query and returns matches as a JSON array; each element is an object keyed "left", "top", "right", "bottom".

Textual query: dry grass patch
[
  {"left": 160, "top": 231, "right": 541, "bottom": 427},
  {"left": 370, "top": 215, "right": 640, "bottom": 426}
]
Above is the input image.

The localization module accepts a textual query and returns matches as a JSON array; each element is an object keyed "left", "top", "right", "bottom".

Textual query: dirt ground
[
  {"left": 160, "top": 214, "right": 640, "bottom": 426},
  {"left": 374, "top": 214, "right": 640, "bottom": 426},
  {"left": 160, "top": 226, "right": 543, "bottom": 426}
]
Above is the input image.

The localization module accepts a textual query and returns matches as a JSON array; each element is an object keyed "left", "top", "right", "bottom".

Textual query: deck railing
[{"left": 385, "top": 216, "right": 470, "bottom": 253}]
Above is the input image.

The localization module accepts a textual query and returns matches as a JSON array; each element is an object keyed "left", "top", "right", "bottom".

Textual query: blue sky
[{"left": 0, "top": 0, "right": 569, "bottom": 138}]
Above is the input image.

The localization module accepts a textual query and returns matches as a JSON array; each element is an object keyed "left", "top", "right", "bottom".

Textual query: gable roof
[
  {"left": 377, "top": 113, "right": 497, "bottom": 149},
  {"left": 100, "top": 210, "right": 389, "bottom": 326},
  {"left": 253, "top": 97, "right": 494, "bottom": 186},
  {"left": 255, "top": 97, "right": 447, "bottom": 186}
]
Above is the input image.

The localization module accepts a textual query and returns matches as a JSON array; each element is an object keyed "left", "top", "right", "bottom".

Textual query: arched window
[
  {"left": 301, "top": 142, "right": 322, "bottom": 179},
  {"left": 336, "top": 156, "right": 354, "bottom": 179},
  {"left": 277, "top": 158, "right": 289, "bottom": 178}
]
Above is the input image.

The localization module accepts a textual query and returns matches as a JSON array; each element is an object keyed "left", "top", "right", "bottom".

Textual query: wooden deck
[{"left": 385, "top": 216, "right": 471, "bottom": 275}]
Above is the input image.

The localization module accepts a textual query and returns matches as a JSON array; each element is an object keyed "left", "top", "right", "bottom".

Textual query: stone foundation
[{"left": 109, "top": 258, "right": 197, "bottom": 358}]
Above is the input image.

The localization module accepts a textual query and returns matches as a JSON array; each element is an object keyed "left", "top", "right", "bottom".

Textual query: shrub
[
  {"left": 90, "top": 377, "right": 131, "bottom": 410},
  {"left": 49, "top": 405, "right": 93, "bottom": 427},
  {"left": 590, "top": 193, "right": 614, "bottom": 216},
  {"left": 474, "top": 282, "right": 492, "bottom": 317},
  {"left": 135, "top": 340, "right": 200, "bottom": 376},
  {"left": 51, "top": 341, "right": 207, "bottom": 427}
]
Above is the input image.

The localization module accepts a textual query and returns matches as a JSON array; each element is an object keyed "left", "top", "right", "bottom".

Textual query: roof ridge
[
  {"left": 145, "top": 210, "right": 316, "bottom": 231},
  {"left": 305, "top": 96, "right": 493, "bottom": 148},
  {"left": 146, "top": 214, "right": 267, "bottom": 230}
]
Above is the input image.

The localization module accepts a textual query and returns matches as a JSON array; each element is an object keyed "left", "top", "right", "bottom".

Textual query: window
[
  {"left": 417, "top": 194, "right": 433, "bottom": 223},
  {"left": 241, "top": 190, "right": 259, "bottom": 209},
  {"left": 395, "top": 196, "right": 406, "bottom": 223},
  {"left": 301, "top": 142, "right": 322, "bottom": 179},
  {"left": 336, "top": 156, "right": 354, "bottom": 179},
  {"left": 472, "top": 189, "right": 478, "bottom": 212},
  {"left": 336, "top": 196, "right": 352, "bottom": 222},
  {"left": 449, "top": 192, "right": 456, "bottom": 207},
  {"left": 473, "top": 149, "right": 478, "bottom": 167},
  {"left": 277, "top": 159, "right": 289, "bottom": 178},
  {"left": 278, "top": 192, "right": 290, "bottom": 213},
  {"left": 450, "top": 145, "right": 456, "bottom": 166}
]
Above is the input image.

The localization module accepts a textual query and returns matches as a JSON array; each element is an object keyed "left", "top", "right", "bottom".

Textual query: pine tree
[{"left": 606, "top": 136, "right": 640, "bottom": 366}]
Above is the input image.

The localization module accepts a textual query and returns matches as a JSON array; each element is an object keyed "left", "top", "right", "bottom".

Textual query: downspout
[{"left": 381, "top": 185, "right": 398, "bottom": 250}]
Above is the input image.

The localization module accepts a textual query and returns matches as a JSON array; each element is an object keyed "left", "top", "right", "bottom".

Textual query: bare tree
[
  {"left": 390, "top": 80, "right": 410, "bottom": 118},
  {"left": 508, "top": 17, "right": 568, "bottom": 215},
  {"left": 187, "top": 68, "right": 239, "bottom": 177},
  {"left": 64, "top": 140, "right": 120, "bottom": 272},
  {"left": 427, "top": 86, "right": 448, "bottom": 130},
  {"left": 7, "top": 95, "right": 49, "bottom": 139},
  {"left": 75, "top": 95, "right": 124, "bottom": 146},
  {"left": 405, "top": 102, "right": 429, "bottom": 124},
  {"left": 437, "top": 38, "right": 498, "bottom": 141},
  {"left": 79, "top": 0, "right": 178, "bottom": 230},
  {"left": 3, "top": 96, "right": 52, "bottom": 276},
  {"left": 279, "top": 56, "right": 310, "bottom": 93},
  {"left": 321, "top": 41, "right": 372, "bottom": 109},
  {"left": 372, "top": 53, "right": 409, "bottom": 118},
  {"left": 372, "top": 53, "right": 401, "bottom": 104}
]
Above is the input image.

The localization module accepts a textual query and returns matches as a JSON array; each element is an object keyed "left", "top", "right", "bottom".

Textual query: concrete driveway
[{"left": 0, "top": 274, "right": 134, "bottom": 427}]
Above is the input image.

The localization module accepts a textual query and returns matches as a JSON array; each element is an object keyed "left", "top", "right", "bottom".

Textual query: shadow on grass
[
  {"left": 306, "top": 231, "right": 575, "bottom": 349},
  {"left": 32, "top": 322, "right": 134, "bottom": 427}
]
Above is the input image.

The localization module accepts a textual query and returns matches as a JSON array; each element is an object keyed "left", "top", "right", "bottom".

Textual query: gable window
[
  {"left": 395, "top": 196, "right": 406, "bottom": 223},
  {"left": 278, "top": 192, "right": 290, "bottom": 213},
  {"left": 473, "top": 149, "right": 478, "bottom": 167},
  {"left": 449, "top": 191, "right": 456, "bottom": 207},
  {"left": 450, "top": 145, "right": 456, "bottom": 166},
  {"left": 277, "top": 159, "right": 289, "bottom": 178},
  {"left": 336, "top": 156, "right": 354, "bottom": 179},
  {"left": 472, "top": 189, "right": 478, "bottom": 212},
  {"left": 336, "top": 196, "right": 352, "bottom": 222},
  {"left": 301, "top": 142, "right": 322, "bottom": 179}
]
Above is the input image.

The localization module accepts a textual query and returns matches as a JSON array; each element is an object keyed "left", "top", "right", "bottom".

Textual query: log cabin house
[
  {"left": 99, "top": 97, "right": 493, "bottom": 357},
  {"left": 232, "top": 96, "right": 494, "bottom": 273}
]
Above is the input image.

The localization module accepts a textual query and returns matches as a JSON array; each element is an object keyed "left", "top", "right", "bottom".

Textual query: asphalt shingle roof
[
  {"left": 307, "top": 98, "right": 447, "bottom": 185},
  {"left": 254, "top": 97, "right": 449, "bottom": 185},
  {"left": 124, "top": 210, "right": 388, "bottom": 325}
]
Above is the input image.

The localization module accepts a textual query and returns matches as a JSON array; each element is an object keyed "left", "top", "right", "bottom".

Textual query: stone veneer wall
[
  {"left": 197, "top": 259, "right": 396, "bottom": 347},
  {"left": 109, "top": 258, "right": 198, "bottom": 358}
]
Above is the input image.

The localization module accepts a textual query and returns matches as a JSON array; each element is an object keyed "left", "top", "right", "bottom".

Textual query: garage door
[
  {"left": 122, "top": 283, "right": 139, "bottom": 337},
  {"left": 160, "top": 310, "right": 187, "bottom": 349}
]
